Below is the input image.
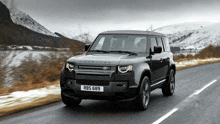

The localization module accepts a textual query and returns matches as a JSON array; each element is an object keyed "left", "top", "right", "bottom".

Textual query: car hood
[{"left": 67, "top": 54, "right": 137, "bottom": 66}]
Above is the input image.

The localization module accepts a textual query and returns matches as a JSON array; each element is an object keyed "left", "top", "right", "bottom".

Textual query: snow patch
[
  {"left": 0, "top": 84, "right": 60, "bottom": 109},
  {"left": 175, "top": 58, "right": 220, "bottom": 67}
]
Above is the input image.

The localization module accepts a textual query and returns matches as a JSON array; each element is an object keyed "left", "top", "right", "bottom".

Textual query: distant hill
[
  {"left": 0, "top": 1, "right": 84, "bottom": 49},
  {"left": 155, "top": 22, "right": 220, "bottom": 50}
]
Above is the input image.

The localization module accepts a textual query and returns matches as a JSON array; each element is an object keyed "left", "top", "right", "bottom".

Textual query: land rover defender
[{"left": 60, "top": 30, "right": 176, "bottom": 110}]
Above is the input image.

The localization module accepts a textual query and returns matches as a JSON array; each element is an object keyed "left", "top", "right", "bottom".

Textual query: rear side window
[
  {"left": 157, "top": 38, "right": 164, "bottom": 52},
  {"left": 162, "top": 37, "right": 170, "bottom": 52}
]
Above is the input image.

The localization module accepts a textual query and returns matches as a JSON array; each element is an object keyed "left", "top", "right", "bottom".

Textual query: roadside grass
[
  {"left": 0, "top": 45, "right": 220, "bottom": 117},
  {"left": 175, "top": 58, "right": 220, "bottom": 70},
  {"left": 174, "top": 45, "right": 220, "bottom": 62},
  {"left": 0, "top": 42, "right": 84, "bottom": 95},
  {"left": 174, "top": 45, "right": 220, "bottom": 70}
]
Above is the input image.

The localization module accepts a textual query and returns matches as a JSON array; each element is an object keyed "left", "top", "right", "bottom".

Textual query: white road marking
[
  {"left": 152, "top": 108, "right": 178, "bottom": 124},
  {"left": 152, "top": 79, "right": 217, "bottom": 124},
  {"left": 194, "top": 80, "right": 217, "bottom": 95}
]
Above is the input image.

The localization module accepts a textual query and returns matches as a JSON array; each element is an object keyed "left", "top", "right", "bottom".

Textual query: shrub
[
  {"left": 0, "top": 60, "right": 6, "bottom": 88},
  {"left": 195, "top": 45, "right": 220, "bottom": 59},
  {"left": 173, "top": 54, "right": 186, "bottom": 61},
  {"left": 0, "top": 41, "right": 86, "bottom": 94},
  {"left": 0, "top": 53, "right": 8, "bottom": 88},
  {"left": 10, "top": 52, "right": 69, "bottom": 85}
]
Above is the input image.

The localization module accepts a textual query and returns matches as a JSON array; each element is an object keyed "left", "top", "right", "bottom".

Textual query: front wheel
[
  {"left": 162, "top": 69, "right": 175, "bottom": 96},
  {"left": 61, "top": 92, "right": 82, "bottom": 107},
  {"left": 134, "top": 76, "right": 151, "bottom": 111}
]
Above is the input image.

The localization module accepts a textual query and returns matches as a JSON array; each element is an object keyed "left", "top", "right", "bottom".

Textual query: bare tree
[{"left": 148, "top": 25, "right": 154, "bottom": 31}]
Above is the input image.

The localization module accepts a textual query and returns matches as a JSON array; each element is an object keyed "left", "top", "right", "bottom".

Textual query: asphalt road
[{"left": 1, "top": 62, "right": 220, "bottom": 124}]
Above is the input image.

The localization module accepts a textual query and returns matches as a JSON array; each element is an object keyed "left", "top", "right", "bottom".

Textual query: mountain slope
[
  {"left": 155, "top": 22, "right": 219, "bottom": 49},
  {"left": 0, "top": 1, "right": 84, "bottom": 49},
  {"left": 155, "top": 22, "right": 213, "bottom": 34},
  {"left": 171, "top": 23, "right": 220, "bottom": 49},
  {"left": 10, "top": 10, "right": 58, "bottom": 37}
]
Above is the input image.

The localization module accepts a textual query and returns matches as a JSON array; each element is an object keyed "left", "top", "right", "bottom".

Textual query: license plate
[{"left": 81, "top": 85, "right": 104, "bottom": 92}]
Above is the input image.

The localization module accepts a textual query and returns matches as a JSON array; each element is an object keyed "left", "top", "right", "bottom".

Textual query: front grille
[
  {"left": 78, "top": 65, "right": 111, "bottom": 70},
  {"left": 76, "top": 71, "right": 110, "bottom": 76},
  {"left": 76, "top": 80, "right": 109, "bottom": 86}
]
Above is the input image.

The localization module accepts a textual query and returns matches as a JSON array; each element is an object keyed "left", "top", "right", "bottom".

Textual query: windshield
[{"left": 89, "top": 35, "right": 148, "bottom": 54}]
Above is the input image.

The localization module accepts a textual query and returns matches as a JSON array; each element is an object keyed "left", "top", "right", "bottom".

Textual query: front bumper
[{"left": 61, "top": 79, "right": 138, "bottom": 100}]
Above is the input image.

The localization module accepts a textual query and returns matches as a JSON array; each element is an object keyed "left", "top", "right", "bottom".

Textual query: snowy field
[{"left": 1, "top": 50, "right": 52, "bottom": 67}]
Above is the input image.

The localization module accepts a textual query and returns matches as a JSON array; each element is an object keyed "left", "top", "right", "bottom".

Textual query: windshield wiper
[
  {"left": 89, "top": 50, "right": 110, "bottom": 53},
  {"left": 110, "top": 51, "right": 137, "bottom": 55}
]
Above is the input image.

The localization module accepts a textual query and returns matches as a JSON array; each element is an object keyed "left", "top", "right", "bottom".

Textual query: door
[
  {"left": 157, "top": 37, "right": 168, "bottom": 79},
  {"left": 150, "top": 37, "right": 162, "bottom": 83}
]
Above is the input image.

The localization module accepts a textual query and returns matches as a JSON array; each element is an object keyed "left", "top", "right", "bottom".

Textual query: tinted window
[
  {"left": 90, "top": 35, "right": 147, "bottom": 53},
  {"left": 150, "top": 37, "right": 157, "bottom": 52},
  {"left": 157, "top": 38, "right": 164, "bottom": 52}
]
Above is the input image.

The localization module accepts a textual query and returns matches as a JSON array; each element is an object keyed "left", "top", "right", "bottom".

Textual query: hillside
[
  {"left": 155, "top": 22, "right": 220, "bottom": 50},
  {"left": 0, "top": 2, "right": 84, "bottom": 50},
  {"left": 10, "top": 10, "right": 58, "bottom": 37}
]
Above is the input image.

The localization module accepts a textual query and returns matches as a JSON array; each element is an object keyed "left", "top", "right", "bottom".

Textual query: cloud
[{"left": 10, "top": 0, "right": 220, "bottom": 37}]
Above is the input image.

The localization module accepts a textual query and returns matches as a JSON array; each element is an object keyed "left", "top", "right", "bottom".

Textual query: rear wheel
[
  {"left": 162, "top": 69, "right": 175, "bottom": 96},
  {"left": 134, "top": 76, "right": 150, "bottom": 110},
  {"left": 61, "top": 92, "right": 82, "bottom": 106}
]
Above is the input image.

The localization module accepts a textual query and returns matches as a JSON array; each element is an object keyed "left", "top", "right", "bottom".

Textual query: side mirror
[
  {"left": 85, "top": 44, "right": 91, "bottom": 51},
  {"left": 154, "top": 46, "right": 162, "bottom": 53}
]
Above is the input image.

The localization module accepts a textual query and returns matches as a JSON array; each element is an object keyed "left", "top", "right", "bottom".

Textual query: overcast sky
[{"left": 2, "top": 0, "right": 220, "bottom": 38}]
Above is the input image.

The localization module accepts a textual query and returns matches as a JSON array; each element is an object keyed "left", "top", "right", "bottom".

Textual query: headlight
[
  {"left": 66, "top": 63, "right": 74, "bottom": 72},
  {"left": 118, "top": 65, "right": 132, "bottom": 73}
]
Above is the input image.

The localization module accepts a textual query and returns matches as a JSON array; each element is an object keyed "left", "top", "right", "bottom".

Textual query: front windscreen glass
[{"left": 89, "top": 35, "right": 147, "bottom": 53}]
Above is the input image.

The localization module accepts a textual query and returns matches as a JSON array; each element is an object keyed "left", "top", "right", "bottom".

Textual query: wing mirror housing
[
  {"left": 85, "top": 44, "right": 91, "bottom": 51},
  {"left": 154, "top": 46, "right": 162, "bottom": 53}
]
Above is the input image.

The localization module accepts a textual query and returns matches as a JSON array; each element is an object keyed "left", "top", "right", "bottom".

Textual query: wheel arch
[
  {"left": 170, "top": 64, "right": 176, "bottom": 75},
  {"left": 137, "top": 69, "right": 152, "bottom": 92}
]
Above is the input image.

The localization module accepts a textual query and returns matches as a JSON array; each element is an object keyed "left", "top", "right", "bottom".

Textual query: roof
[{"left": 100, "top": 30, "right": 166, "bottom": 36}]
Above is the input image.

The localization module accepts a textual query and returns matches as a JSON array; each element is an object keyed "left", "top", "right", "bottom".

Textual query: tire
[
  {"left": 162, "top": 69, "right": 175, "bottom": 96},
  {"left": 61, "top": 92, "right": 82, "bottom": 106},
  {"left": 134, "top": 76, "right": 151, "bottom": 111}
]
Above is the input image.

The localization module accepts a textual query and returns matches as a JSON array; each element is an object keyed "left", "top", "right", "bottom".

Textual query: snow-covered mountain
[
  {"left": 10, "top": 9, "right": 58, "bottom": 37},
  {"left": 61, "top": 31, "right": 95, "bottom": 43},
  {"left": 155, "top": 22, "right": 220, "bottom": 50}
]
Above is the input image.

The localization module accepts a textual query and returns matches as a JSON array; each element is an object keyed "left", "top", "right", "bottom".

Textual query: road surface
[{"left": 1, "top": 62, "right": 220, "bottom": 124}]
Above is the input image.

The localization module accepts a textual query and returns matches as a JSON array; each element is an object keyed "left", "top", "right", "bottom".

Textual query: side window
[
  {"left": 150, "top": 37, "right": 157, "bottom": 52},
  {"left": 162, "top": 37, "right": 170, "bottom": 52},
  {"left": 157, "top": 38, "right": 164, "bottom": 52}
]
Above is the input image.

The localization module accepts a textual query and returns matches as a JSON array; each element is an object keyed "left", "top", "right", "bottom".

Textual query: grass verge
[{"left": 175, "top": 58, "right": 220, "bottom": 70}]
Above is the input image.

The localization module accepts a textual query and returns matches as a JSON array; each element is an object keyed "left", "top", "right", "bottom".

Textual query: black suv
[{"left": 60, "top": 30, "right": 176, "bottom": 110}]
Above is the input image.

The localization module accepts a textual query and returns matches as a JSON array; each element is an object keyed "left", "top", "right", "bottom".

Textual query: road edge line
[
  {"left": 194, "top": 80, "right": 217, "bottom": 95},
  {"left": 152, "top": 108, "right": 178, "bottom": 124}
]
